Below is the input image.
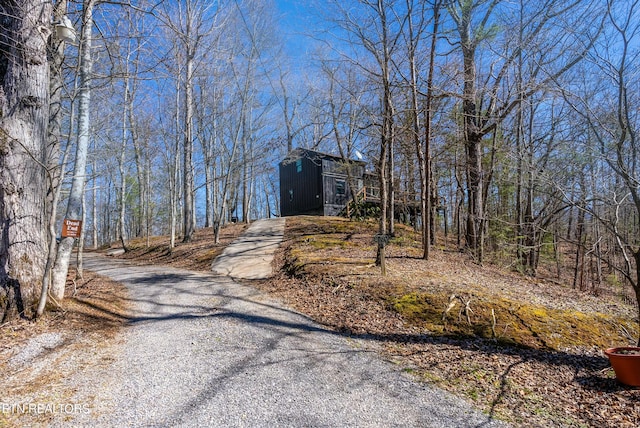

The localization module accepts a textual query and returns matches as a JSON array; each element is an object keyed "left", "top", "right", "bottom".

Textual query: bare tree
[
  {"left": 566, "top": 0, "right": 640, "bottom": 344},
  {"left": 0, "top": 0, "right": 52, "bottom": 320},
  {"left": 38, "top": 0, "right": 74, "bottom": 316},
  {"left": 404, "top": 0, "right": 443, "bottom": 259},
  {"left": 321, "top": 60, "right": 366, "bottom": 217},
  {"left": 156, "top": 0, "right": 221, "bottom": 242},
  {"left": 278, "top": 69, "right": 309, "bottom": 153},
  {"left": 328, "top": 0, "right": 404, "bottom": 274},
  {"left": 51, "top": 0, "right": 96, "bottom": 302},
  {"left": 447, "top": 0, "right": 603, "bottom": 262}
]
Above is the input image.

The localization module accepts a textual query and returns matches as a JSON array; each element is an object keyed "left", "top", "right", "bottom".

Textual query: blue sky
[
  {"left": 275, "top": 0, "right": 312, "bottom": 32},
  {"left": 274, "top": 0, "right": 320, "bottom": 60}
]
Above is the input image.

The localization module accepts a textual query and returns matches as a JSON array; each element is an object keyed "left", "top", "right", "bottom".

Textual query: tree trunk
[
  {"left": 38, "top": 0, "right": 70, "bottom": 317},
  {"left": 47, "top": 0, "right": 67, "bottom": 205},
  {"left": 242, "top": 130, "right": 249, "bottom": 223},
  {"left": 407, "top": 1, "right": 427, "bottom": 256},
  {"left": 170, "top": 79, "right": 180, "bottom": 249},
  {"left": 77, "top": 190, "right": 86, "bottom": 280},
  {"left": 523, "top": 179, "right": 536, "bottom": 275},
  {"left": 514, "top": 0, "right": 525, "bottom": 271},
  {"left": 38, "top": 136, "right": 72, "bottom": 317},
  {"left": 388, "top": 120, "right": 395, "bottom": 237},
  {"left": 118, "top": 77, "right": 129, "bottom": 251},
  {"left": 454, "top": 145, "right": 464, "bottom": 249},
  {"left": 183, "top": 48, "right": 195, "bottom": 242},
  {"left": 247, "top": 139, "right": 255, "bottom": 223},
  {"left": 375, "top": 0, "right": 392, "bottom": 274},
  {"left": 145, "top": 156, "right": 151, "bottom": 246},
  {"left": 264, "top": 177, "right": 271, "bottom": 218},
  {"left": 130, "top": 95, "right": 146, "bottom": 241},
  {"left": 633, "top": 251, "right": 640, "bottom": 346},
  {"left": 204, "top": 155, "right": 213, "bottom": 227},
  {"left": 181, "top": 0, "right": 197, "bottom": 243},
  {"left": 465, "top": 131, "right": 484, "bottom": 257},
  {"left": 200, "top": 107, "right": 214, "bottom": 228},
  {"left": 553, "top": 226, "right": 561, "bottom": 279},
  {"left": 0, "top": 0, "right": 52, "bottom": 321},
  {"left": 215, "top": 127, "right": 240, "bottom": 243},
  {"left": 453, "top": 2, "right": 485, "bottom": 258},
  {"left": 92, "top": 161, "right": 98, "bottom": 249},
  {"left": 423, "top": 1, "right": 440, "bottom": 258},
  {"left": 51, "top": 0, "right": 95, "bottom": 302},
  {"left": 573, "top": 201, "right": 586, "bottom": 290}
]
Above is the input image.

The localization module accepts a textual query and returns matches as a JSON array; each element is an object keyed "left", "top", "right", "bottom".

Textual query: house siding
[
  {"left": 279, "top": 153, "right": 323, "bottom": 216},
  {"left": 279, "top": 148, "right": 365, "bottom": 217}
]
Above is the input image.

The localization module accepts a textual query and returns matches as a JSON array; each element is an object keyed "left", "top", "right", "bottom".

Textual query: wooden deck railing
[{"left": 342, "top": 186, "right": 419, "bottom": 217}]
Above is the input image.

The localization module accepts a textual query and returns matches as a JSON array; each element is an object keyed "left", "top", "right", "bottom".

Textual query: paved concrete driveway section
[{"left": 211, "top": 218, "right": 286, "bottom": 280}]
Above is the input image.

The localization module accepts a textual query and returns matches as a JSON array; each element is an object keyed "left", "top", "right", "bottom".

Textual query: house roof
[{"left": 280, "top": 147, "right": 366, "bottom": 166}]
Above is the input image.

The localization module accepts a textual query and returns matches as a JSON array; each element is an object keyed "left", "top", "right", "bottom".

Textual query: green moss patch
[
  {"left": 280, "top": 215, "right": 639, "bottom": 352},
  {"left": 390, "top": 291, "right": 635, "bottom": 351}
]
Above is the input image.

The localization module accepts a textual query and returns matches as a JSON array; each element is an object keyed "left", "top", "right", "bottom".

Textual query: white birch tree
[{"left": 51, "top": 0, "right": 96, "bottom": 302}]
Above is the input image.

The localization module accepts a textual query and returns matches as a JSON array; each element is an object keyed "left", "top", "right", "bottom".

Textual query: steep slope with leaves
[{"left": 252, "top": 216, "right": 639, "bottom": 427}]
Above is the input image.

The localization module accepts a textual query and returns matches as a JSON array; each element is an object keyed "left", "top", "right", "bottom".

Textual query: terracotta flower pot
[{"left": 604, "top": 347, "right": 640, "bottom": 387}]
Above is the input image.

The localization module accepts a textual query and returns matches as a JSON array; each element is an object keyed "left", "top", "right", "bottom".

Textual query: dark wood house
[{"left": 279, "top": 148, "right": 366, "bottom": 217}]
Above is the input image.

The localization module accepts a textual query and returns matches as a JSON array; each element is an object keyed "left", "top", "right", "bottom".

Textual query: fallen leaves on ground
[
  {"left": 0, "top": 269, "right": 130, "bottom": 427},
  {"left": 251, "top": 216, "right": 640, "bottom": 428},
  {"left": 4, "top": 219, "right": 636, "bottom": 427}
]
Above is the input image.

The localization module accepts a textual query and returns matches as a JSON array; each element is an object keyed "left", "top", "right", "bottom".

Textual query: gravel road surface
[{"left": 58, "top": 223, "right": 507, "bottom": 427}]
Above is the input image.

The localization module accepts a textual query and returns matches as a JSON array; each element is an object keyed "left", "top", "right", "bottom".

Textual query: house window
[
  {"left": 296, "top": 159, "right": 302, "bottom": 173},
  {"left": 336, "top": 180, "right": 346, "bottom": 195}
]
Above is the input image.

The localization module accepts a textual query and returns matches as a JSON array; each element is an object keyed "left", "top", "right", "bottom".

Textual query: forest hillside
[
  {"left": 114, "top": 216, "right": 639, "bottom": 427},
  {"left": 2, "top": 218, "right": 638, "bottom": 426}
]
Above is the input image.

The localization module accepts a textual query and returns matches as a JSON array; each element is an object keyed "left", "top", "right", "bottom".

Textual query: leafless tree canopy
[{"left": 1, "top": 0, "right": 640, "bottom": 341}]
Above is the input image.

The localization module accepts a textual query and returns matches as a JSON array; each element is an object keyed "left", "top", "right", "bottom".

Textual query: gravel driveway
[{"left": 57, "top": 231, "right": 507, "bottom": 427}]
